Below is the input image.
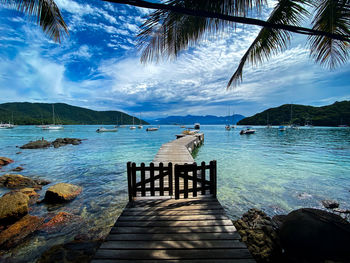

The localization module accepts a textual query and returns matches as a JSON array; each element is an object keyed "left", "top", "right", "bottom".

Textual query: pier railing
[
  {"left": 127, "top": 162, "right": 173, "bottom": 202},
  {"left": 174, "top": 161, "right": 217, "bottom": 199},
  {"left": 127, "top": 160, "right": 217, "bottom": 201}
]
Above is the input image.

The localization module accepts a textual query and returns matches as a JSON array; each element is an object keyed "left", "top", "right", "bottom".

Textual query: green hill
[
  {"left": 0, "top": 102, "right": 149, "bottom": 125},
  {"left": 238, "top": 101, "right": 350, "bottom": 126}
]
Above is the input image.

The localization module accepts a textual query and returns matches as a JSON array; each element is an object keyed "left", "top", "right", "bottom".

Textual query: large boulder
[
  {"left": 44, "top": 183, "right": 82, "bottom": 203},
  {"left": 20, "top": 139, "right": 51, "bottom": 149},
  {"left": 0, "top": 191, "right": 29, "bottom": 225},
  {"left": 0, "top": 157, "right": 14, "bottom": 167},
  {"left": 0, "top": 174, "right": 49, "bottom": 189},
  {"left": 0, "top": 215, "right": 44, "bottom": 250},
  {"left": 280, "top": 208, "right": 350, "bottom": 261},
  {"left": 52, "top": 138, "right": 82, "bottom": 148}
]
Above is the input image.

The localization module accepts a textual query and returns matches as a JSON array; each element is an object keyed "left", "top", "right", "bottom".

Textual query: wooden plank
[
  {"left": 92, "top": 259, "right": 256, "bottom": 263},
  {"left": 94, "top": 248, "right": 253, "bottom": 260},
  {"left": 116, "top": 219, "right": 234, "bottom": 227},
  {"left": 123, "top": 205, "right": 225, "bottom": 212},
  {"left": 106, "top": 232, "right": 241, "bottom": 241},
  {"left": 99, "top": 240, "right": 246, "bottom": 250},
  {"left": 121, "top": 209, "right": 225, "bottom": 216},
  {"left": 110, "top": 225, "right": 237, "bottom": 234},
  {"left": 117, "top": 215, "right": 230, "bottom": 221}
]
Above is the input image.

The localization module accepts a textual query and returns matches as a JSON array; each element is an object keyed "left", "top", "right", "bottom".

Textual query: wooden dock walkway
[{"left": 92, "top": 133, "right": 255, "bottom": 262}]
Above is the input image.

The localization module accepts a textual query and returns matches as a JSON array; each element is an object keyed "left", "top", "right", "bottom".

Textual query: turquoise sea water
[{"left": 1, "top": 125, "right": 350, "bottom": 261}]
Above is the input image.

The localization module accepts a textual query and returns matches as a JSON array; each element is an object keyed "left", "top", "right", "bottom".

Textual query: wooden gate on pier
[{"left": 127, "top": 160, "right": 217, "bottom": 200}]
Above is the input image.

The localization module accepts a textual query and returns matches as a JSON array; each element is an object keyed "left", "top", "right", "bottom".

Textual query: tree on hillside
[{"left": 3, "top": 0, "right": 350, "bottom": 87}]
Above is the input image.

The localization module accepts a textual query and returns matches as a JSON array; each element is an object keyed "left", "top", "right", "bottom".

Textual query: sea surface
[{"left": 1, "top": 125, "right": 350, "bottom": 261}]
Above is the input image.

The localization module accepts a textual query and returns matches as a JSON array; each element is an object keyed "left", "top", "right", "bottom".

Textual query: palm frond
[
  {"left": 1, "top": 0, "right": 68, "bottom": 42},
  {"left": 137, "top": 0, "right": 266, "bottom": 62},
  {"left": 228, "top": 0, "right": 311, "bottom": 88},
  {"left": 308, "top": 0, "right": 350, "bottom": 69}
]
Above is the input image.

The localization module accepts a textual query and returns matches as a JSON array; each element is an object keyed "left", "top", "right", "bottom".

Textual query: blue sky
[{"left": 0, "top": 0, "right": 349, "bottom": 118}]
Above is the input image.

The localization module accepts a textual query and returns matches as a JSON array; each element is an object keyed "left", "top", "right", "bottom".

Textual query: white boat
[
  {"left": 42, "top": 125, "right": 63, "bottom": 130},
  {"left": 96, "top": 127, "right": 118, "bottom": 133},
  {"left": 130, "top": 116, "right": 136, "bottom": 130},
  {"left": 146, "top": 127, "right": 159, "bottom": 131},
  {"left": 279, "top": 125, "right": 286, "bottom": 131},
  {"left": 42, "top": 105, "right": 63, "bottom": 130},
  {"left": 240, "top": 127, "right": 255, "bottom": 135},
  {"left": 0, "top": 123, "right": 15, "bottom": 129}
]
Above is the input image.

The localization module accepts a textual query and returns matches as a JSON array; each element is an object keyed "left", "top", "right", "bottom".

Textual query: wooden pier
[{"left": 92, "top": 133, "right": 255, "bottom": 262}]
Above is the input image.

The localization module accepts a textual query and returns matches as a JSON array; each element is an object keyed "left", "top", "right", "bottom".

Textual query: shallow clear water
[{"left": 1, "top": 125, "right": 350, "bottom": 261}]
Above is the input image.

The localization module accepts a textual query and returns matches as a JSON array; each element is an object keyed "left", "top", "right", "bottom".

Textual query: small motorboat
[
  {"left": 240, "top": 127, "right": 255, "bottom": 135},
  {"left": 96, "top": 127, "right": 118, "bottom": 133},
  {"left": 279, "top": 125, "right": 286, "bottom": 131},
  {"left": 225, "top": 125, "right": 231, "bottom": 131},
  {"left": 146, "top": 127, "right": 159, "bottom": 131}
]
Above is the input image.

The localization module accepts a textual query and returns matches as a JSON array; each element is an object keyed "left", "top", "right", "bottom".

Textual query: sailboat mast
[{"left": 52, "top": 104, "right": 55, "bottom": 125}]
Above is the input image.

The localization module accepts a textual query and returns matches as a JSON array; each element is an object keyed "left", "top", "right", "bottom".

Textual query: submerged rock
[
  {"left": 280, "top": 208, "right": 350, "bottom": 261},
  {"left": 0, "top": 191, "right": 29, "bottom": 225},
  {"left": 52, "top": 138, "right": 82, "bottom": 148},
  {"left": 322, "top": 199, "right": 339, "bottom": 209},
  {"left": 0, "top": 214, "right": 44, "bottom": 250},
  {"left": 0, "top": 174, "right": 49, "bottom": 189},
  {"left": 0, "top": 157, "right": 14, "bottom": 167},
  {"left": 20, "top": 139, "right": 51, "bottom": 149},
  {"left": 44, "top": 183, "right": 82, "bottom": 203},
  {"left": 37, "top": 240, "right": 101, "bottom": 263},
  {"left": 11, "top": 166, "right": 24, "bottom": 172},
  {"left": 41, "top": 212, "right": 82, "bottom": 233}
]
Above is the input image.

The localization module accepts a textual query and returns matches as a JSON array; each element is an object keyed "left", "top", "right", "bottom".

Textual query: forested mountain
[
  {"left": 0, "top": 102, "right": 148, "bottom": 125},
  {"left": 238, "top": 101, "right": 350, "bottom": 126}
]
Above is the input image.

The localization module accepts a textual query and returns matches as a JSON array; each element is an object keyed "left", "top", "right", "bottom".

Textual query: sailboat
[
  {"left": 138, "top": 113, "right": 143, "bottom": 129},
  {"left": 42, "top": 105, "right": 63, "bottom": 130},
  {"left": 225, "top": 106, "right": 231, "bottom": 130},
  {"left": 130, "top": 116, "right": 136, "bottom": 130},
  {"left": 0, "top": 113, "right": 15, "bottom": 129}
]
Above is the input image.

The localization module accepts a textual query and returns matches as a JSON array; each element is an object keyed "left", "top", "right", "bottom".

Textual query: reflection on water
[{"left": 0, "top": 125, "right": 350, "bottom": 261}]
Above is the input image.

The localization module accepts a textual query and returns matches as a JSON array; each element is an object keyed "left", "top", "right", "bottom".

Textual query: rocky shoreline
[
  {"left": 0, "top": 140, "right": 99, "bottom": 262},
  {"left": 234, "top": 207, "right": 350, "bottom": 263}
]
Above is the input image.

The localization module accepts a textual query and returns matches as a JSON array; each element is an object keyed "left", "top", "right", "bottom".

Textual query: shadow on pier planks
[{"left": 92, "top": 198, "right": 255, "bottom": 263}]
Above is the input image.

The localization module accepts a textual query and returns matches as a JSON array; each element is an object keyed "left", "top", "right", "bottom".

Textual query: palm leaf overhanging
[
  {"left": 136, "top": 0, "right": 350, "bottom": 88},
  {"left": 137, "top": 0, "right": 267, "bottom": 62},
  {"left": 308, "top": 0, "right": 350, "bottom": 69},
  {"left": 1, "top": 0, "right": 68, "bottom": 42}
]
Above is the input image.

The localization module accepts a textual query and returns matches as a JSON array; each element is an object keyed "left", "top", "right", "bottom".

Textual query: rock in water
[
  {"left": 0, "top": 174, "right": 49, "bottom": 189},
  {"left": 44, "top": 183, "right": 82, "bottom": 203},
  {"left": 20, "top": 139, "right": 51, "bottom": 149},
  {"left": 51, "top": 138, "right": 82, "bottom": 148},
  {"left": 0, "top": 157, "right": 14, "bottom": 167},
  {"left": 0, "top": 215, "right": 44, "bottom": 249},
  {"left": 41, "top": 212, "right": 82, "bottom": 233},
  {"left": 322, "top": 200, "right": 339, "bottom": 209},
  {"left": 0, "top": 191, "right": 29, "bottom": 225},
  {"left": 280, "top": 208, "right": 350, "bottom": 261},
  {"left": 11, "top": 166, "right": 24, "bottom": 172}
]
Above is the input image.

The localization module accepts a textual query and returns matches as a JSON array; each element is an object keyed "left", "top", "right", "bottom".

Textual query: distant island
[
  {"left": 0, "top": 102, "right": 149, "bottom": 125},
  {"left": 151, "top": 114, "right": 245, "bottom": 125},
  {"left": 238, "top": 101, "right": 350, "bottom": 126}
]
